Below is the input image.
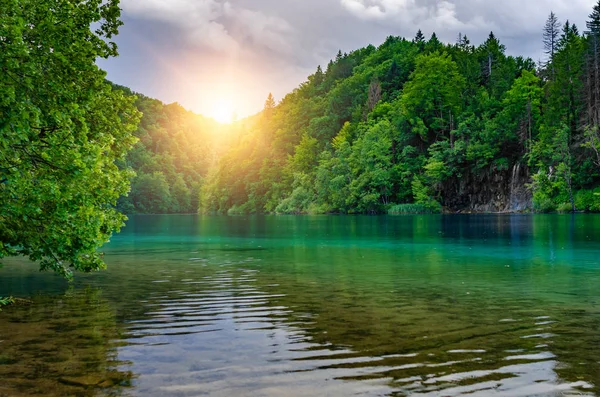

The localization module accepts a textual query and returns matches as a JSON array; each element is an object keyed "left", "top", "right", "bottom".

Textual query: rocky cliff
[{"left": 442, "top": 163, "right": 532, "bottom": 213}]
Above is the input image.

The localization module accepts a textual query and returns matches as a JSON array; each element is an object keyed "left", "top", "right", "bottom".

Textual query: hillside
[
  {"left": 114, "top": 88, "right": 242, "bottom": 214},
  {"left": 198, "top": 12, "right": 600, "bottom": 215}
]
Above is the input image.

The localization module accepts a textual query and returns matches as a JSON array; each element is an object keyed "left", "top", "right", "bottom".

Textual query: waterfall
[
  {"left": 508, "top": 162, "right": 531, "bottom": 212},
  {"left": 510, "top": 163, "right": 520, "bottom": 209}
]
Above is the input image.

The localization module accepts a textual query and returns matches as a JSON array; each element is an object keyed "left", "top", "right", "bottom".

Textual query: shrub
[
  {"left": 575, "top": 189, "right": 600, "bottom": 212},
  {"left": 411, "top": 177, "right": 442, "bottom": 213},
  {"left": 227, "top": 205, "right": 247, "bottom": 215},
  {"left": 388, "top": 204, "right": 441, "bottom": 215},
  {"left": 556, "top": 202, "right": 574, "bottom": 213},
  {"left": 533, "top": 196, "right": 556, "bottom": 213},
  {"left": 275, "top": 186, "right": 313, "bottom": 214}
]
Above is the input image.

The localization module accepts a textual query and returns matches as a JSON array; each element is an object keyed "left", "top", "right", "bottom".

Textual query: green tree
[
  {"left": 348, "top": 120, "right": 394, "bottom": 212},
  {"left": 529, "top": 124, "right": 577, "bottom": 212},
  {"left": 0, "top": 0, "right": 140, "bottom": 277},
  {"left": 585, "top": 0, "right": 600, "bottom": 128},
  {"left": 477, "top": 32, "right": 510, "bottom": 97},
  {"left": 131, "top": 172, "right": 171, "bottom": 214},
  {"left": 424, "top": 32, "right": 443, "bottom": 53},
  {"left": 499, "top": 70, "right": 543, "bottom": 154},
  {"left": 171, "top": 175, "right": 192, "bottom": 213},
  {"left": 401, "top": 52, "right": 465, "bottom": 141},
  {"left": 311, "top": 65, "right": 325, "bottom": 88},
  {"left": 316, "top": 143, "right": 353, "bottom": 213},
  {"left": 414, "top": 29, "right": 426, "bottom": 50},
  {"left": 264, "top": 93, "right": 276, "bottom": 113},
  {"left": 545, "top": 22, "right": 584, "bottom": 135}
]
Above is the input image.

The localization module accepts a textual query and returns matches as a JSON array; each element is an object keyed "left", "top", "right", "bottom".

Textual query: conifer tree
[
  {"left": 425, "top": 33, "right": 443, "bottom": 53},
  {"left": 314, "top": 65, "right": 324, "bottom": 86},
  {"left": 543, "top": 11, "right": 561, "bottom": 75},
  {"left": 414, "top": 30, "right": 426, "bottom": 51},
  {"left": 457, "top": 33, "right": 471, "bottom": 51},
  {"left": 414, "top": 30, "right": 425, "bottom": 43},
  {"left": 264, "top": 93, "right": 276, "bottom": 119},
  {"left": 586, "top": 1, "right": 600, "bottom": 128}
]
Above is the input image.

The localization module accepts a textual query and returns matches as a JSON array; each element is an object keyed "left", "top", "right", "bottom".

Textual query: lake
[{"left": 1, "top": 214, "right": 600, "bottom": 396}]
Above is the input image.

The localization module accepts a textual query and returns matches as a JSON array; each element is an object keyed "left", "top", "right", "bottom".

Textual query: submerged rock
[{"left": 59, "top": 375, "right": 104, "bottom": 387}]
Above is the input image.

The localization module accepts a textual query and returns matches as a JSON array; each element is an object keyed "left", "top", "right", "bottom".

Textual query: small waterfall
[
  {"left": 507, "top": 162, "right": 531, "bottom": 212},
  {"left": 510, "top": 163, "right": 520, "bottom": 209},
  {"left": 511, "top": 163, "right": 520, "bottom": 192}
]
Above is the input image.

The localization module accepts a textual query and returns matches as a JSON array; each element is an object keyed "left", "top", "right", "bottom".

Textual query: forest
[
  {"left": 111, "top": 88, "right": 260, "bottom": 214},
  {"left": 113, "top": 87, "right": 224, "bottom": 214},
  {"left": 187, "top": 6, "right": 600, "bottom": 215}
]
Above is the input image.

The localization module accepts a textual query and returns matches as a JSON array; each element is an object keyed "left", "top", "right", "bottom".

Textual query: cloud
[
  {"left": 339, "top": 0, "right": 595, "bottom": 43},
  {"left": 104, "top": 0, "right": 599, "bottom": 118},
  {"left": 339, "top": 0, "right": 470, "bottom": 29},
  {"left": 121, "top": 0, "right": 296, "bottom": 58}
]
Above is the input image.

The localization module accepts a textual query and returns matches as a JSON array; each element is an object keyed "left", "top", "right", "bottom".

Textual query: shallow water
[{"left": 1, "top": 214, "right": 600, "bottom": 396}]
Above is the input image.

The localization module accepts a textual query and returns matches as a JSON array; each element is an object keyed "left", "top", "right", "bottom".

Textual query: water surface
[{"left": 1, "top": 214, "right": 600, "bottom": 396}]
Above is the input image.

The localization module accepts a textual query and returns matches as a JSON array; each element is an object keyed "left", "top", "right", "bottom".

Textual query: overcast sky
[{"left": 98, "top": 0, "right": 597, "bottom": 120}]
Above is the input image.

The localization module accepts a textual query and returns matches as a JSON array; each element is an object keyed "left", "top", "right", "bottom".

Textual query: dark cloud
[{"left": 99, "top": 0, "right": 596, "bottom": 118}]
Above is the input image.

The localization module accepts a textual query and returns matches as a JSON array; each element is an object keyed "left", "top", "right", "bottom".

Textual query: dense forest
[
  {"left": 191, "top": 5, "right": 600, "bottom": 215},
  {"left": 113, "top": 88, "right": 228, "bottom": 214}
]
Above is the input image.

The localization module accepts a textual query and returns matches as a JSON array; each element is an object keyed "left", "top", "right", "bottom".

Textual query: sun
[{"left": 210, "top": 98, "right": 235, "bottom": 124}]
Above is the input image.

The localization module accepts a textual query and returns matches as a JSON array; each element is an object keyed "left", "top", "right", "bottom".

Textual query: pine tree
[
  {"left": 543, "top": 11, "right": 561, "bottom": 74},
  {"left": 325, "top": 60, "right": 334, "bottom": 75},
  {"left": 414, "top": 29, "right": 425, "bottom": 44},
  {"left": 552, "top": 21, "right": 584, "bottom": 135},
  {"left": 588, "top": 1, "right": 600, "bottom": 33},
  {"left": 585, "top": 1, "right": 600, "bottom": 128},
  {"left": 313, "top": 65, "right": 324, "bottom": 86},
  {"left": 264, "top": 93, "right": 276, "bottom": 109},
  {"left": 425, "top": 32, "right": 443, "bottom": 53},
  {"left": 479, "top": 32, "right": 506, "bottom": 93},
  {"left": 414, "top": 30, "right": 426, "bottom": 51},
  {"left": 264, "top": 93, "right": 276, "bottom": 119},
  {"left": 456, "top": 33, "right": 471, "bottom": 51}
]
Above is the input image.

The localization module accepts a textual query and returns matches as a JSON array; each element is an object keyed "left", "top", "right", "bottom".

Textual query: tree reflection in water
[{"left": 0, "top": 288, "right": 134, "bottom": 396}]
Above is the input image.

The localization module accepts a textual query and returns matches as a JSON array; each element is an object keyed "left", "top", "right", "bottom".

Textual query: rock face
[{"left": 442, "top": 163, "right": 532, "bottom": 213}]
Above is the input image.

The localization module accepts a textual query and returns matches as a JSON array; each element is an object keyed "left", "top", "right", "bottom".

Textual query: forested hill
[
  {"left": 198, "top": 7, "right": 600, "bottom": 215},
  {"left": 114, "top": 87, "right": 239, "bottom": 214}
]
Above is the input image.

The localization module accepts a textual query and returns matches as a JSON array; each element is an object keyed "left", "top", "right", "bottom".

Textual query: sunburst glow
[{"left": 210, "top": 98, "right": 235, "bottom": 124}]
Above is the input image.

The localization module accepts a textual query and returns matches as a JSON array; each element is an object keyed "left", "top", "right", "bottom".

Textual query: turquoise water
[{"left": 1, "top": 214, "right": 600, "bottom": 396}]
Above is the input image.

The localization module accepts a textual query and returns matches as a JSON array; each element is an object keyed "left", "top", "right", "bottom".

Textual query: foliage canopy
[{"left": 0, "top": 0, "right": 140, "bottom": 276}]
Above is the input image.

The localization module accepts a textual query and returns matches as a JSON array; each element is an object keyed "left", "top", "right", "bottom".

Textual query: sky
[{"left": 98, "top": 0, "right": 597, "bottom": 122}]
